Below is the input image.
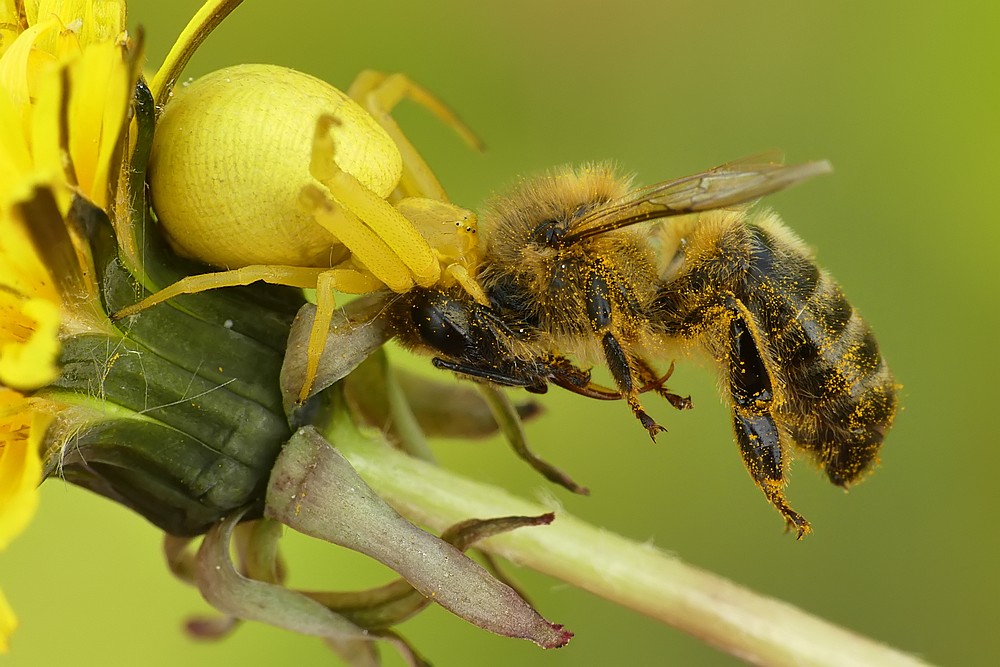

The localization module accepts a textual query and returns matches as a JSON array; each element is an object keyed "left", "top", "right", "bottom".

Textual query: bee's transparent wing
[{"left": 567, "top": 153, "right": 832, "bottom": 242}]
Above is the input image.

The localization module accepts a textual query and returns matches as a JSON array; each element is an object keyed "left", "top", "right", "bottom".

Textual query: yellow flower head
[
  {"left": 0, "top": 0, "right": 130, "bottom": 652},
  {"left": 1, "top": 0, "right": 129, "bottom": 382}
]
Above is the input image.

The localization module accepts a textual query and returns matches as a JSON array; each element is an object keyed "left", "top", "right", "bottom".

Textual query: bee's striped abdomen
[{"left": 741, "top": 219, "right": 897, "bottom": 486}]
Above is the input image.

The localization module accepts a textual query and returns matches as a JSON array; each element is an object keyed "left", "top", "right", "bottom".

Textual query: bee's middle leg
[
  {"left": 601, "top": 333, "right": 666, "bottom": 440},
  {"left": 583, "top": 269, "right": 665, "bottom": 439},
  {"left": 633, "top": 359, "right": 693, "bottom": 411}
]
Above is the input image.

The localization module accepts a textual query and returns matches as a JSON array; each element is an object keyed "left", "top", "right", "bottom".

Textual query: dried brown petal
[
  {"left": 184, "top": 614, "right": 241, "bottom": 641},
  {"left": 196, "top": 511, "right": 372, "bottom": 642},
  {"left": 240, "top": 518, "right": 285, "bottom": 584},
  {"left": 300, "top": 514, "right": 553, "bottom": 629},
  {"left": 163, "top": 534, "right": 198, "bottom": 583},
  {"left": 265, "top": 426, "right": 571, "bottom": 648},
  {"left": 281, "top": 294, "right": 393, "bottom": 416}
]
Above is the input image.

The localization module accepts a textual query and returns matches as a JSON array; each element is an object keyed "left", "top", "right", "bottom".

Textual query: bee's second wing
[{"left": 567, "top": 155, "right": 832, "bottom": 242}]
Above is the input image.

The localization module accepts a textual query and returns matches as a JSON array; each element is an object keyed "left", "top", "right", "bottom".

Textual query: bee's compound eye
[{"left": 410, "top": 296, "right": 473, "bottom": 359}]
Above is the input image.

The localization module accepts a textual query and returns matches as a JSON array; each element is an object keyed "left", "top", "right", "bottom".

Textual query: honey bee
[{"left": 387, "top": 154, "right": 898, "bottom": 537}]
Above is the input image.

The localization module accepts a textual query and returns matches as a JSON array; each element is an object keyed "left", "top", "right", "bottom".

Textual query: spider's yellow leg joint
[
  {"left": 347, "top": 70, "right": 484, "bottom": 201},
  {"left": 298, "top": 268, "right": 382, "bottom": 403},
  {"left": 308, "top": 116, "right": 440, "bottom": 288},
  {"left": 299, "top": 183, "right": 415, "bottom": 294},
  {"left": 445, "top": 264, "right": 490, "bottom": 306},
  {"left": 112, "top": 265, "right": 329, "bottom": 319}
]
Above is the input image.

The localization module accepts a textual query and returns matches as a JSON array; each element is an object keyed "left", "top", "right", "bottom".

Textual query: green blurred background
[{"left": 4, "top": 1, "right": 998, "bottom": 665}]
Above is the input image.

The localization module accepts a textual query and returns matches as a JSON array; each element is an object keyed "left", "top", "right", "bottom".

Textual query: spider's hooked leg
[
  {"left": 304, "top": 116, "right": 442, "bottom": 289},
  {"left": 347, "top": 70, "right": 484, "bottom": 201}
]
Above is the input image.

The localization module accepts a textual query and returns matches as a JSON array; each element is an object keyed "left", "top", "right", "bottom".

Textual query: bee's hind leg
[
  {"left": 732, "top": 409, "right": 811, "bottom": 538},
  {"left": 726, "top": 297, "right": 811, "bottom": 538}
]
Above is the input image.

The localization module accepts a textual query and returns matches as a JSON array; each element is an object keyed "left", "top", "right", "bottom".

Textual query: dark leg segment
[
  {"left": 726, "top": 299, "right": 811, "bottom": 538},
  {"left": 431, "top": 357, "right": 546, "bottom": 392},
  {"left": 634, "top": 359, "right": 693, "bottom": 411},
  {"left": 584, "top": 267, "right": 666, "bottom": 438},
  {"left": 602, "top": 333, "right": 666, "bottom": 439},
  {"left": 732, "top": 411, "right": 810, "bottom": 538}
]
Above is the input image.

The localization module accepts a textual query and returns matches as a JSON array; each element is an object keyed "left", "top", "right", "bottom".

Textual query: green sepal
[
  {"left": 55, "top": 416, "right": 274, "bottom": 536},
  {"left": 54, "top": 333, "right": 289, "bottom": 470},
  {"left": 48, "top": 324, "right": 291, "bottom": 535}
]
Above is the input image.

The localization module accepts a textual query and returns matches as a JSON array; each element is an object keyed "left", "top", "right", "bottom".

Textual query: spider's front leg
[
  {"left": 303, "top": 114, "right": 439, "bottom": 291},
  {"left": 298, "top": 268, "right": 383, "bottom": 403},
  {"left": 305, "top": 115, "right": 488, "bottom": 302},
  {"left": 293, "top": 77, "right": 488, "bottom": 402}
]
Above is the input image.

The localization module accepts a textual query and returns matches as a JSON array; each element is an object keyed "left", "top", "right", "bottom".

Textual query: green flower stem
[
  {"left": 383, "top": 364, "right": 435, "bottom": 462},
  {"left": 150, "top": 0, "right": 245, "bottom": 104},
  {"left": 332, "top": 427, "right": 929, "bottom": 667}
]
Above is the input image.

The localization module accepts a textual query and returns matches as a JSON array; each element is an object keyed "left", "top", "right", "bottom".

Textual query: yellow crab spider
[{"left": 114, "top": 64, "right": 488, "bottom": 402}]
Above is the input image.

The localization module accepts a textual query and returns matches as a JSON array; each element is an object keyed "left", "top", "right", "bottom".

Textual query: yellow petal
[
  {"left": 0, "top": 205, "right": 60, "bottom": 301},
  {"left": 0, "top": 390, "right": 48, "bottom": 655},
  {"left": 0, "top": 85, "right": 33, "bottom": 193},
  {"left": 20, "top": 0, "right": 38, "bottom": 24},
  {"left": 0, "top": 0, "right": 26, "bottom": 61},
  {"left": 1, "top": 0, "right": 23, "bottom": 26},
  {"left": 0, "top": 391, "right": 47, "bottom": 550},
  {"left": 0, "top": 16, "right": 58, "bottom": 115},
  {"left": 66, "top": 41, "right": 129, "bottom": 208},
  {"left": 0, "top": 298, "right": 60, "bottom": 390},
  {"left": 0, "top": 290, "right": 45, "bottom": 342},
  {"left": 0, "top": 588, "right": 16, "bottom": 653},
  {"left": 25, "top": 59, "right": 74, "bottom": 210},
  {"left": 29, "top": 0, "right": 125, "bottom": 57}
]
